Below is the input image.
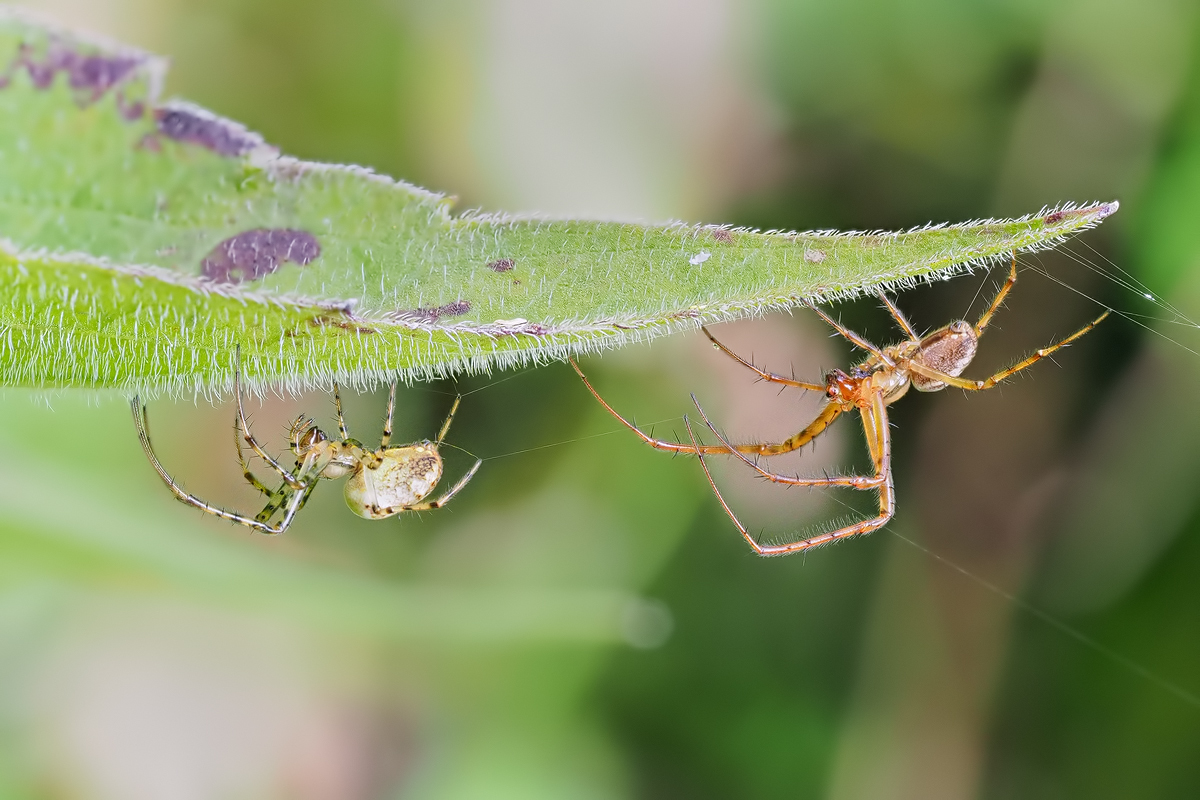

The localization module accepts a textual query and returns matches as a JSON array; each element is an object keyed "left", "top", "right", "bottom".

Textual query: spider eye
[{"left": 300, "top": 427, "right": 327, "bottom": 448}]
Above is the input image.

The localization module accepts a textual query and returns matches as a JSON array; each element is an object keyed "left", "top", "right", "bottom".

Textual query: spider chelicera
[
  {"left": 571, "top": 259, "right": 1109, "bottom": 556},
  {"left": 132, "top": 371, "right": 482, "bottom": 534}
]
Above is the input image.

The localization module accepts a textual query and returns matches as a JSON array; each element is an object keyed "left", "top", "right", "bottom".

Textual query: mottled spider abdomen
[
  {"left": 910, "top": 320, "right": 979, "bottom": 392},
  {"left": 344, "top": 443, "right": 444, "bottom": 519}
]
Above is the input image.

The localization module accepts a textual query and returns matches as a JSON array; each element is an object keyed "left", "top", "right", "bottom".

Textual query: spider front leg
[
  {"left": 802, "top": 300, "right": 894, "bottom": 366},
  {"left": 687, "top": 390, "right": 895, "bottom": 556},
  {"left": 234, "top": 418, "right": 277, "bottom": 498},
  {"left": 877, "top": 292, "right": 921, "bottom": 342},
  {"left": 131, "top": 398, "right": 302, "bottom": 535},
  {"left": 569, "top": 358, "right": 839, "bottom": 457},
  {"left": 701, "top": 327, "right": 825, "bottom": 390},
  {"left": 974, "top": 255, "right": 1019, "bottom": 336},
  {"left": 234, "top": 363, "right": 304, "bottom": 490}
]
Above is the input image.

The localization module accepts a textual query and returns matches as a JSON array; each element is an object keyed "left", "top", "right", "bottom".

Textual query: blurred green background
[{"left": 3, "top": 0, "right": 1200, "bottom": 797}]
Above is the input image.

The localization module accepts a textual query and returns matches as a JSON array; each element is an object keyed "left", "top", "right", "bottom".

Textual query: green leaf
[{"left": 0, "top": 10, "right": 1117, "bottom": 395}]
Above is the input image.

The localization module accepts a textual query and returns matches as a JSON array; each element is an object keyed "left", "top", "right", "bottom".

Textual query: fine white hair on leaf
[{"left": 0, "top": 14, "right": 1119, "bottom": 400}]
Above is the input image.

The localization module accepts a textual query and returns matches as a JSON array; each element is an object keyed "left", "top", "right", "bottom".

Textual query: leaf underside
[{"left": 0, "top": 10, "right": 1117, "bottom": 396}]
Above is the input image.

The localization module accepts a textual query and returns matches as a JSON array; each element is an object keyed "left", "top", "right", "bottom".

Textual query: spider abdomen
[
  {"left": 345, "top": 444, "right": 444, "bottom": 519},
  {"left": 910, "top": 321, "right": 978, "bottom": 392}
]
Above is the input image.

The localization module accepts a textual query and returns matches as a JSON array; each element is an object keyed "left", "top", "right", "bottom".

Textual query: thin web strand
[
  {"left": 888, "top": 529, "right": 1200, "bottom": 711},
  {"left": 1023, "top": 260, "right": 1200, "bottom": 359}
]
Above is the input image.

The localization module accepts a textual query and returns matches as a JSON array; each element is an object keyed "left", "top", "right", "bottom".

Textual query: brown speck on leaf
[
  {"left": 155, "top": 104, "right": 262, "bottom": 157},
  {"left": 1044, "top": 211, "right": 1066, "bottom": 224},
  {"left": 387, "top": 300, "right": 473, "bottom": 324},
  {"left": 201, "top": 229, "right": 321, "bottom": 284},
  {"left": 437, "top": 300, "right": 472, "bottom": 317},
  {"left": 137, "top": 132, "right": 162, "bottom": 152},
  {"left": 711, "top": 229, "right": 734, "bottom": 244},
  {"left": 0, "top": 39, "right": 146, "bottom": 117},
  {"left": 803, "top": 249, "right": 827, "bottom": 263},
  {"left": 487, "top": 258, "right": 515, "bottom": 273},
  {"left": 307, "top": 315, "right": 377, "bottom": 335}
]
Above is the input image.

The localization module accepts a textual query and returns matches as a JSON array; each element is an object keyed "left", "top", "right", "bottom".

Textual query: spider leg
[
  {"left": 375, "top": 458, "right": 483, "bottom": 513},
  {"left": 690, "top": 395, "right": 882, "bottom": 488},
  {"left": 736, "top": 401, "right": 846, "bottom": 457},
  {"left": 569, "top": 358, "right": 840, "bottom": 456},
  {"left": 233, "top": 419, "right": 276, "bottom": 497},
  {"left": 802, "top": 300, "right": 893, "bottom": 366},
  {"left": 256, "top": 442, "right": 342, "bottom": 522},
  {"left": 266, "top": 481, "right": 319, "bottom": 530},
  {"left": 288, "top": 483, "right": 319, "bottom": 518},
  {"left": 436, "top": 395, "right": 463, "bottom": 445},
  {"left": 380, "top": 381, "right": 397, "bottom": 447},
  {"left": 686, "top": 390, "right": 895, "bottom": 556},
  {"left": 234, "top": 362, "right": 304, "bottom": 490},
  {"left": 332, "top": 382, "right": 350, "bottom": 440},
  {"left": 253, "top": 482, "right": 296, "bottom": 524},
  {"left": 906, "top": 309, "right": 1110, "bottom": 391},
  {"left": 974, "top": 254, "right": 1018, "bottom": 337},
  {"left": 877, "top": 292, "right": 921, "bottom": 342},
  {"left": 700, "top": 326, "right": 825, "bottom": 390},
  {"left": 131, "top": 399, "right": 296, "bottom": 535}
]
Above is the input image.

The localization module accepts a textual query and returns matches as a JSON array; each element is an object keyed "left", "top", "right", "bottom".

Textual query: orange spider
[{"left": 571, "top": 260, "right": 1108, "bottom": 555}]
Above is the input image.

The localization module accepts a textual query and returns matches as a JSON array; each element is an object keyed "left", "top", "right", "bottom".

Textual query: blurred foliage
[{"left": 1, "top": 0, "right": 1200, "bottom": 798}]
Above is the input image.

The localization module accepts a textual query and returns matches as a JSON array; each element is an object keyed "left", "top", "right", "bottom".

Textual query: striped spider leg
[{"left": 572, "top": 256, "right": 1109, "bottom": 555}]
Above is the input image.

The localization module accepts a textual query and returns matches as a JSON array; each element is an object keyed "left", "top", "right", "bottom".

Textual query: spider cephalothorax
[
  {"left": 133, "top": 374, "right": 481, "bottom": 534},
  {"left": 571, "top": 257, "right": 1108, "bottom": 556},
  {"left": 824, "top": 317, "right": 981, "bottom": 411}
]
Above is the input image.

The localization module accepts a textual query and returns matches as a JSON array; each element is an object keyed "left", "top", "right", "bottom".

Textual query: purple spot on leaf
[
  {"left": 1044, "top": 211, "right": 1065, "bottom": 224},
  {"left": 155, "top": 104, "right": 262, "bottom": 157},
  {"left": 0, "top": 39, "right": 146, "bottom": 116},
  {"left": 201, "top": 229, "right": 321, "bottom": 284},
  {"left": 487, "top": 258, "right": 515, "bottom": 273}
]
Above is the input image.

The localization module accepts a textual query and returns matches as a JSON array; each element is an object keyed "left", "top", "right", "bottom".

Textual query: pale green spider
[{"left": 132, "top": 368, "right": 481, "bottom": 534}]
